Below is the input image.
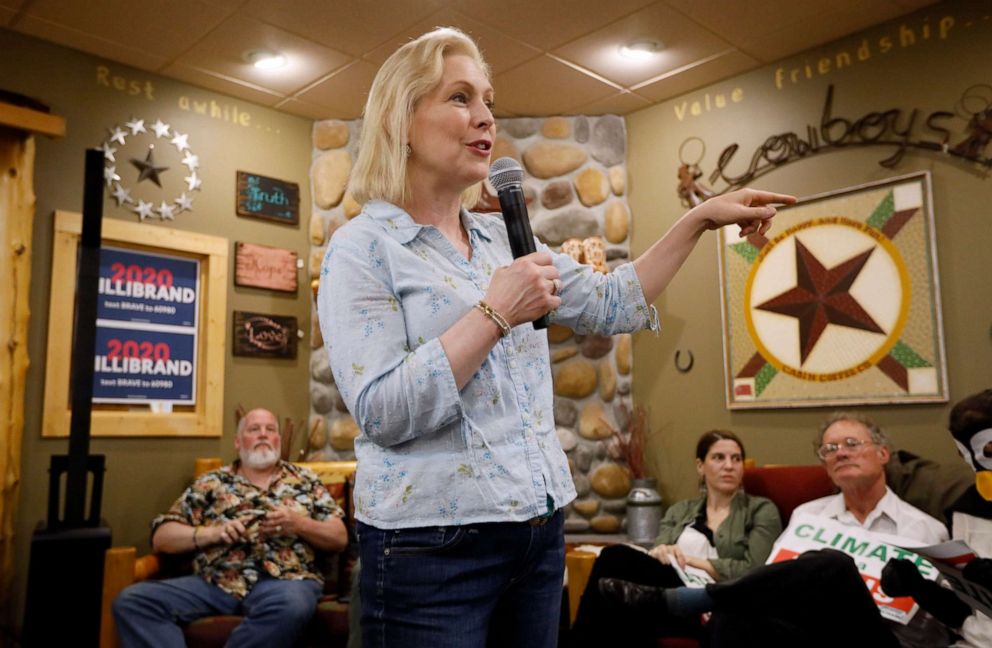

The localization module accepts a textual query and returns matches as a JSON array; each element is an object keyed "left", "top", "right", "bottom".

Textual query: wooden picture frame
[
  {"left": 718, "top": 172, "right": 948, "bottom": 409},
  {"left": 235, "top": 171, "right": 300, "bottom": 226},
  {"left": 41, "top": 211, "right": 228, "bottom": 437},
  {"left": 234, "top": 241, "right": 298, "bottom": 293}
]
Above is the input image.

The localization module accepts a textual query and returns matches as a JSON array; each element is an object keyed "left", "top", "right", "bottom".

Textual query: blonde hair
[{"left": 350, "top": 27, "right": 490, "bottom": 209}]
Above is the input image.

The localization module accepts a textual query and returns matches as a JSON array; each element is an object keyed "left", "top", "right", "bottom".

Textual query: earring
[{"left": 404, "top": 144, "right": 412, "bottom": 158}]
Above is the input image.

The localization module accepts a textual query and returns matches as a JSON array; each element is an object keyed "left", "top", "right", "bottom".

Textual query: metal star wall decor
[
  {"left": 99, "top": 116, "right": 202, "bottom": 221},
  {"left": 718, "top": 172, "right": 948, "bottom": 409},
  {"left": 129, "top": 145, "right": 169, "bottom": 188}
]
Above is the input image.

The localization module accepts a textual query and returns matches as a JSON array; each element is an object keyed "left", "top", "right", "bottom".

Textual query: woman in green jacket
[{"left": 570, "top": 430, "right": 782, "bottom": 646}]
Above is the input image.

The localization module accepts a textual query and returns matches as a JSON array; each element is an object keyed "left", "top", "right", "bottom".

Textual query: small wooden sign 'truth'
[{"left": 236, "top": 171, "right": 300, "bottom": 225}]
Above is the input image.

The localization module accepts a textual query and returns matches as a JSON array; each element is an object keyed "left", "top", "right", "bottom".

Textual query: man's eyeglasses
[{"left": 816, "top": 437, "right": 875, "bottom": 460}]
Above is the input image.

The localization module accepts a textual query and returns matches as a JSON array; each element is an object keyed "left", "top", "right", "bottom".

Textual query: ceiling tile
[
  {"left": 0, "top": 0, "right": 24, "bottom": 21},
  {"left": 893, "top": 0, "right": 941, "bottom": 8},
  {"left": 570, "top": 90, "right": 652, "bottom": 115},
  {"left": 1, "top": 0, "right": 945, "bottom": 119},
  {"left": 632, "top": 49, "right": 757, "bottom": 102},
  {"left": 553, "top": 2, "right": 734, "bottom": 87},
  {"left": 198, "top": 0, "right": 246, "bottom": 9},
  {"left": 274, "top": 97, "right": 337, "bottom": 121},
  {"left": 11, "top": 15, "right": 170, "bottom": 70},
  {"left": 14, "top": 0, "right": 231, "bottom": 62},
  {"left": 243, "top": 0, "right": 443, "bottom": 57},
  {"left": 728, "top": 3, "right": 905, "bottom": 62},
  {"left": 294, "top": 60, "right": 380, "bottom": 120},
  {"left": 159, "top": 62, "right": 287, "bottom": 107},
  {"left": 665, "top": 0, "right": 835, "bottom": 42},
  {"left": 664, "top": 0, "right": 925, "bottom": 63},
  {"left": 171, "top": 15, "right": 352, "bottom": 95},
  {"left": 493, "top": 54, "right": 617, "bottom": 116},
  {"left": 362, "top": 8, "right": 542, "bottom": 75},
  {"left": 454, "top": 0, "right": 658, "bottom": 51}
]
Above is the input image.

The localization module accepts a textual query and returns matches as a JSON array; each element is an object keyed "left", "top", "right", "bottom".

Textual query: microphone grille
[{"left": 489, "top": 157, "right": 524, "bottom": 191}]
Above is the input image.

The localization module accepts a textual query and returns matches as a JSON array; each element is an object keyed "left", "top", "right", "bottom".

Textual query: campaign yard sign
[
  {"left": 93, "top": 327, "right": 196, "bottom": 402},
  {"left": 767, "top": 512, "right": 939, "bottom": 625},
  {"left": 93, "top": 246, "right": 200, "bottom": 404},
  {"left": 98, "top": 247, "right": 199, "bottom": 327}
]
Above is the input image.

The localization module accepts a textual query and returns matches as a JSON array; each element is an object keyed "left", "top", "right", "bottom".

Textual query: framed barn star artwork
[{"left": 718, "top": 172, "right": 948, "bottom": 409}]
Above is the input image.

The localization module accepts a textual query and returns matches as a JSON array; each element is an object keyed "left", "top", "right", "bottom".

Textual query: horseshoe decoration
[{"left": 674, "top": 349, "right": 694, "bottom": 373}]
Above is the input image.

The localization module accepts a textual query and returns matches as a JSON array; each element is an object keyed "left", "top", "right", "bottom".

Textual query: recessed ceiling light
[
  {"left": 619, "top": 40, "right": 662, "bottom": 61},
  {"left": 245, "top": 50, "right": 288, "bottom": 70}
]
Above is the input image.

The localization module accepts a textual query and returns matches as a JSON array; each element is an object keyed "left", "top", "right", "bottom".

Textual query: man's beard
[{"left": 240, "top": 444, "right": 279, "bottom": 470}]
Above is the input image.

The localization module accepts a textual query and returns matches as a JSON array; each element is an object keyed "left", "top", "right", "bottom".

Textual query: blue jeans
[
  {"left": 358, "top": 511, "right": 565, "bottom": 648},
  {"left": 112, "top": 574, "right": 322, "bottom": 648}
]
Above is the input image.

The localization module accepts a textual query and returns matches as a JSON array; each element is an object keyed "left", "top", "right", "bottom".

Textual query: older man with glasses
[
  {"left": 793, "top": 412, "right": 948, "bottom": 545},
  {"left": 601, "top": 412, "right": 951, "bottom": 648}
]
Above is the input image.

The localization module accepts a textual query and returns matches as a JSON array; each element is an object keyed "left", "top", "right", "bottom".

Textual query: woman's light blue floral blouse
[{"left": 318, "top": 199, "right": 658, "bottom": 529}]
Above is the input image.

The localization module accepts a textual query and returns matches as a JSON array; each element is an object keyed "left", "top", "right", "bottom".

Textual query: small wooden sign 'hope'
[
  {"left": 234, "top": 242, "right": 298, "bottom": 293},
  {"left": 236, "top": 171, "right": 300, "bottom": 225}
]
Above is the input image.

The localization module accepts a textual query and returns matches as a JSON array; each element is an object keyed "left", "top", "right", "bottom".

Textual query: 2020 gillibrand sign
[{"left": 92, "top": 246, "right": 200, "bottom": 404}]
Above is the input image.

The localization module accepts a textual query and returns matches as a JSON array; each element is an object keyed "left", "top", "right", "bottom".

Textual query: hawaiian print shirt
[
  {"left": 318, "top": 200, "right": 658, "bottom": 529},
  {"left": 151, "top": 461, "right": 343, "bottom": 599}
]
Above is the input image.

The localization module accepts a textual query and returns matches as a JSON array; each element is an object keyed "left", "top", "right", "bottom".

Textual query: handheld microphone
[{"left": 488, "top": 157, "right": 548, "bottom": 330}]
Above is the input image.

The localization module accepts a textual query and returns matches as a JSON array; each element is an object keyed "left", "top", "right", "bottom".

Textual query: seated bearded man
[{"left": 112, "top": 408, "right": 348, "bottom": 648}]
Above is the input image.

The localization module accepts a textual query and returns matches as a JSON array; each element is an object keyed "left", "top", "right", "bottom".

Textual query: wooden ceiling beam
[{"left": 0, "top": 101, "right": 65, "bottom": 138}]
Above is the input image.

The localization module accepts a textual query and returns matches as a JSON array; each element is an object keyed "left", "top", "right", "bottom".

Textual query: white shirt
[
  {"left": 793, "top": 487, "right": 949, "bottom": 544},
  {"left": 793, "top": 486, "right": 950, "bottom": 648},
  {"left": 676, "top": 525, "right": 720, "bottom": 560}
]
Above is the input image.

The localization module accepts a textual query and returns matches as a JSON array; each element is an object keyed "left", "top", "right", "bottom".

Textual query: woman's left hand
[
  {"left": 649, "top": 543, "right": 686, "bottom": 568},
  {"left": 688, "top": 188, "right": 796, "bottom": 237}
]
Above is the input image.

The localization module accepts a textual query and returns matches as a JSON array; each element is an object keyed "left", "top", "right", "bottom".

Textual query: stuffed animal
[{"left": 882, "top": 389, "right": 992, "bottom": 644}]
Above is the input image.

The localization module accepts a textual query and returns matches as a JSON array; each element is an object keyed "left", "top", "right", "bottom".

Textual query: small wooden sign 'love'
[
  {"left": 233, "top": 311, "right": 298, "bottom": 359},
  {"left": 234, "top": 242, "right": 298, "bottom": 293}
]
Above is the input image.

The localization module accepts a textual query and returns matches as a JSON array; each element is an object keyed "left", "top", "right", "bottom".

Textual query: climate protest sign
[{"left": 767, "top": 512, "right": 939, "bottom": 624}]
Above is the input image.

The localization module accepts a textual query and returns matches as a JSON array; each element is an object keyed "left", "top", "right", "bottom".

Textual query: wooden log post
[{"left": 0, "top": 97, "right": 64, "bottom": 606}]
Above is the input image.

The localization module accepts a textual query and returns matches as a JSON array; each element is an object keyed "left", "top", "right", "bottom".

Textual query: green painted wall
[
  {"left": 0, "top": 29, "right": 314, "bottom": 630},
  {"left": 627, "top": 0, "right": 991, "bottom": 504}
]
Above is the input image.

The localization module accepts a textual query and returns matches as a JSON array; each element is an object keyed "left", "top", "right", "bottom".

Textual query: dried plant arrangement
[{"left": 604, "top": 399, "right": 650, "bottom": 479}]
